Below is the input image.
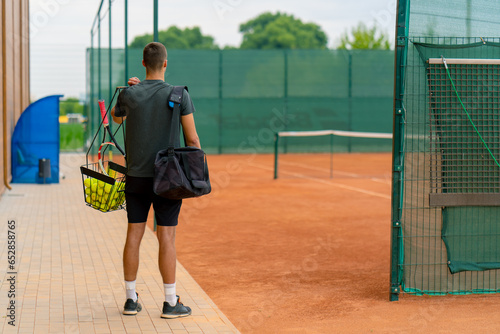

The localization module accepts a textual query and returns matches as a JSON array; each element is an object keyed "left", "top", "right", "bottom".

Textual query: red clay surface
[{"left": 154, "top": 153, "right": 500, "bottom": 333}]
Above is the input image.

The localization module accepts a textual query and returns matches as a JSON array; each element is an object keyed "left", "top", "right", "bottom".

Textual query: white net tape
[{"left": 278, "top": 130, "right": 392, "bottom": 139}]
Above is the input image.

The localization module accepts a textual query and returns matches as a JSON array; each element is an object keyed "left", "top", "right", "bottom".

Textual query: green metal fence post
[
  {"left": 124, "top": 0, "right": 128, "bottom": 82},
  {"left": 108, "top": 0, "right": 113, "bottom": 112},
  {"left": 283, "top": 50, "right": 288, "bottom": 154},
  {"left": 90, "top": 31, "right": 94, "bottom": 153},
  {"left": 348, "top": 51, "right": 353, "bottom": 153},
  {"left": 218, "top": 50, "right": 223, "bottom": 154},
  {"left": 274, "top": 133, "right": 279, "bottom": 179},
  {"left": 98, "top": 8, "right": 101, "bottom": 101},
  {"left": 90, "top": 0, "right": 104, "bottom": 155},
  {"left": 153, "top": 0, "right": 158, "bottom": 42},
  {"left": 330, "top": 133, "right": 334, "bottom": 179},
  {"left": 466, "top": 0, "right": 471, "bottom": 37},
  {"left": 97, "top": 6, "right": 102, "bottom": 158},
  {"left": 107, "top": 0, "right": 114, "bottom": 152},
  {"left": 390, "top": 0, "right": 410, "bottom": 302}
]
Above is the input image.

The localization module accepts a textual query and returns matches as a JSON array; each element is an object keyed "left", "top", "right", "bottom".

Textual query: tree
[
  {"left": 239, "top": 12, "right": 328, "bottom": 50},
  {"left": 338, "top": 22, "right": 391, "bottom": 50},
  {"left": 129, "top": 26, "right": 218, "bottom": 50},
  {"left": 60, "top": 97, "right": 84, "bottom": 116}
]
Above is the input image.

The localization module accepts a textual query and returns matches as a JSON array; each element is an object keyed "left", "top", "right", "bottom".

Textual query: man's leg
[
  {"left": 156, "top": 225, "right": 191, "bottom": 318},
  {"left": 154, "top": 197, "right": 190, "bottom": 318},
  {"left": 122, "top": 222, "right": 146, "bottom": 315},
  {"left": 123, "top": 222, "right": 147, "bottom": 281},
  {"left": 157, "top": 225, "right": 176, "bottom": 285}
]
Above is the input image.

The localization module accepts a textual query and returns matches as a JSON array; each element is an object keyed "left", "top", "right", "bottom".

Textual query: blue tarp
[{"left": 11, "top": 95, "right": 63, "bottom": 184}]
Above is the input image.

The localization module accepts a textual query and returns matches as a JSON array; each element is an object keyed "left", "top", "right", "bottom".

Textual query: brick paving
[{"left": 0, "top": 153, "right": 239, "bottom": 334}]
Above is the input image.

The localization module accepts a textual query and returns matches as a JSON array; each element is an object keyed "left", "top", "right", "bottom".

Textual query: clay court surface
[{"left": 165, "top": 152, "right": 500, "bottom": 333}]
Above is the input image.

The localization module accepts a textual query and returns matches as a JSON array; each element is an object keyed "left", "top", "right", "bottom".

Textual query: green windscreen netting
[
  {"left": 443, "top": 206, "right": 500, "bottom": 274},
  {"left": 394, "top": 0, "right": 500, "bottom": 297},
  {"left": 87, "top": 49, "right": 394, "bottom": 155}
]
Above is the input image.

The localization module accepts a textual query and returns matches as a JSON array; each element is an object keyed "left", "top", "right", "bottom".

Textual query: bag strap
[{"left": 167, "top": 85, "right": 188, "bottom": 152}]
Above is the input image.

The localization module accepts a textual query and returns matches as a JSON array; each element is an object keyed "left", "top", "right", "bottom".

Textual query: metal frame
[
  {"left": 428, "top": 60, "right": 500, "bottom": 207},
  {"left": 390, "top": 0, "right": 410, "bottom": 302},
  {"left": 428, "top": 58, "right": 500, "bottom": 65}
]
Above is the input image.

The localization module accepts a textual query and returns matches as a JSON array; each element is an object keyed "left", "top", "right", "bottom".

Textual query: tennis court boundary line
[
  {"left": 278, "top": 160, "right": 391, "bottom": 185},
  {"left": 248, "top": 162, "right": 391, "bottom": 200}
]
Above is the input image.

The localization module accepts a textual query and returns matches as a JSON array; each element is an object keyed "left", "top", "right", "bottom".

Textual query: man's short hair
[{"left": 143, "top": 42, "right": 167, "bottom": 72}]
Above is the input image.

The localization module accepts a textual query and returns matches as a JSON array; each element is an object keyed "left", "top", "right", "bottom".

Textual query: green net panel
[
  {"left": 428, "top": 58, "right": 500, "bottom": 205},
  {"left": 392, "top": 0, "right": 500, "bottom": 298},
  {"left": 402, "top": 39, "right": 500, "bottom": 295},
  {"left": 87, "top": 49, "right": 394, "bottom": 155}
]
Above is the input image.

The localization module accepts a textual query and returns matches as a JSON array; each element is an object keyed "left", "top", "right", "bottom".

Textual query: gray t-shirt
[{"left": 114, "top": 80, "right": 195, "bottom": 177}]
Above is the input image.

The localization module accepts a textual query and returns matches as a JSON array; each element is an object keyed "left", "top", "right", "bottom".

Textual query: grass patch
[{"left": 60, "top": 123, "right": 85, "bottom": 151}]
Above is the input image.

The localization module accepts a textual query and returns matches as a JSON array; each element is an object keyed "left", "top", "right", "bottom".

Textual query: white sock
[
  {"left": 125, "top": 280, "right": 137, "bottom": 302},
  {"left": 164, "top": 283, "right": 177, "bottom": 307}
]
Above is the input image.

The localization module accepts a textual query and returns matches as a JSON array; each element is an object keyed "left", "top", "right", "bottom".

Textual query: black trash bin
[{"left": 38, "top": 158, "right": 51, "bottom": 184}]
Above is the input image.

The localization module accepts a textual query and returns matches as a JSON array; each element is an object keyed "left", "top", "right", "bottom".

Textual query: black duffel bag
[{"left": 153, "top": 86, "right": 211, "bottom": 199}]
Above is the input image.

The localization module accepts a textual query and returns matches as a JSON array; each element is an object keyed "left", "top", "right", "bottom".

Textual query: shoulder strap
[{"left": 167, "top": 86, "right": 188, "bottom": 151}]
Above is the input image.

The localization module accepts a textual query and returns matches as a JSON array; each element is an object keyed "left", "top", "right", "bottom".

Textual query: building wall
[{"left": 1, "top": 0, "right": 30, "bottom": 194}]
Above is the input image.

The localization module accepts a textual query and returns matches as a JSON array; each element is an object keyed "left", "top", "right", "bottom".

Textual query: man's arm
[
  {"left": 111, "top": 77, "right": 140, "bottom": 124},
  {"left": 181, "top": 113, "right": 200, "bottom": 148},
  {"left": 111, "top": 106, "right": 125, "bottom": 124}
]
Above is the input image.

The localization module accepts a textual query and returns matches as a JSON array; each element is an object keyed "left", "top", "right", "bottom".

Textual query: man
[{"left": 111, "top": 42, "right": 200, "bottom": 318}]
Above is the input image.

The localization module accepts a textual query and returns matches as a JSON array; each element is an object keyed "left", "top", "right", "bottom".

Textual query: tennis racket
[{"left": 97, "top": 93, "right": 126, "bottom": 176}]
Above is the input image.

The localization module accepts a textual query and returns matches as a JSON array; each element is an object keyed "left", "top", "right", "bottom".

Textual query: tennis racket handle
[{"left": 98, "top": 100, "right": 109, "bottom": 125}]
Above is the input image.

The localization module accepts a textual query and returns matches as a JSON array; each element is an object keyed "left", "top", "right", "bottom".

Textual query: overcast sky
[{"left": 29, "top": 0, "right": 397, "bottom": 101}]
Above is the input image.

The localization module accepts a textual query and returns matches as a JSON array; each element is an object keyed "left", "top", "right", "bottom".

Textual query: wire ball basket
[
  {"left": 80, "top": 160, "right": 126, "bottom": 212},
  {"left": 80, "top": 86, "right": 127, "bottom": 212}
]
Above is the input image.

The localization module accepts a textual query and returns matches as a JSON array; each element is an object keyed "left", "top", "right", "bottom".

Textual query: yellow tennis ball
[
  {"left": 91, "top": 183, "right": 97, "bottom": 192},
  {"left": 104, "top": 183, "right": 112, "bottom": 193},
  {"left": 85, "top": 195, "right": 91, "bottom": 203},
  {"left": 97, "top": 187, "right": 103, "bottom": 196},
  {"left": 115, "top": 181, "right": 124, "bottom": 191},
  {"left": 110, "top": 199, "right": 117, "bottom": 209},
  {"left": 84, "top": 178, "right": 91, "bottom": 188},
  {"left": 85, "top": 187, "right": 91, "bottom": 195},
  {"left": 102, "top": 194, "right": 109, "bottom": 204},
  {"left": 116, "top": 194, "right": 125, "bottom": 206}
]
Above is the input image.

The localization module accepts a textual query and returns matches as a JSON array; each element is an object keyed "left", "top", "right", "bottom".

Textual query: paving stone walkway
[{"left": 0, "top": 153, "right": 239, "bottom": 334}]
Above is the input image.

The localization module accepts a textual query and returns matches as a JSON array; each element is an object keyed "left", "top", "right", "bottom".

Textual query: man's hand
[{"left": 128, "top": 77, "right": 141, "bottom": 86}]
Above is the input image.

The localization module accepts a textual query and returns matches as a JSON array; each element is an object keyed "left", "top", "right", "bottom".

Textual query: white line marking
[
  {"left": 279, "top": 160, "right": 391, "bottom": 185},
  {"left": 249, "top": 162, "right": 391, "bottom": 200}
]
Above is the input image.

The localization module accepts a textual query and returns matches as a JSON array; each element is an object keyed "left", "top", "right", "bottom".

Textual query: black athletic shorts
[{"left": 124, "top": 175, "right": 182, "bottom": 226}]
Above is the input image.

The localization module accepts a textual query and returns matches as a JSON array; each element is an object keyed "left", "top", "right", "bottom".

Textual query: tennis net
[{"left": 274, "top": 130, "right": 392, "bottom": 179}]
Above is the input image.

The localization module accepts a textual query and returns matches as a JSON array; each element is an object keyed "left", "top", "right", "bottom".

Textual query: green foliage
[
  {"left": 239, "top": 12, "right": 328, "bottom": 50},
  {"left": 129, "top": 26, "right": 218, "bottom": 50},
  {"left": 60, "top": 98, "right": 84, "bottom": 116},
  {"left": 338, "top": 22, "right": 391, "bottom": 50},
  {"left": 60, "top": 123, "right": 84, "bottom": 151}
]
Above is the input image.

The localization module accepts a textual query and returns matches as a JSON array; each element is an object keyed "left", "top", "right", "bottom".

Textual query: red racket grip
[{"left": 98, "top": 100, "right": 109, "bottom": 126}]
